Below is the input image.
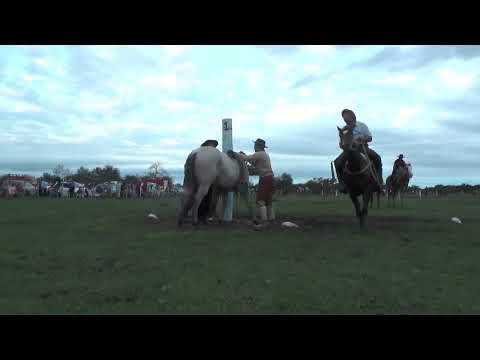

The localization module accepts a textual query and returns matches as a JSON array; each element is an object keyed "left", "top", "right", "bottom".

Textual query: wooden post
[{"left": 222, "top": 118, "right": 234, "bottom": 222}]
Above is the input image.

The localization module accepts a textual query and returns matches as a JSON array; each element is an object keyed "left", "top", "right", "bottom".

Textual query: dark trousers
[{"left": 334, "top": 146, "right": 382, "bottom": 183}]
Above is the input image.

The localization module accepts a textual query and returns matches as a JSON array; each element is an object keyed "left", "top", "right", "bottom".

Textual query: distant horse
[
  {"left": 178, "top": 146, "right": 252, "bottom": 227},
  {"left": 367, "top": 190, "right": 381, "bottom": 209},
  {"left": 387, "top": 165, "right": 410, "bottom": 208},
  {"left": 337, "top": 126, "right": 382, "bottom": 228}
]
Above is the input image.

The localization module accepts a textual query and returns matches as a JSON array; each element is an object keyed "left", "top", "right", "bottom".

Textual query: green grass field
[{"left": 1, "top": 195, "right": 479, "bottom": 314}]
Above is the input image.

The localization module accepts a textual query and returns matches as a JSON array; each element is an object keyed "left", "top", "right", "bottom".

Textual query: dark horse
[
  {"left": 337, "top": 126, "right": 382, "bottom": 228},
  {"left": 367, "top": 190, "right": 381, "bottom": 209}
]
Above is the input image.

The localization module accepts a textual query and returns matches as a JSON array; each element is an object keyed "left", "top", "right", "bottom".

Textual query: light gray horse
[{"left": 177, "top": 146, "right": 252, "bottom": 227}]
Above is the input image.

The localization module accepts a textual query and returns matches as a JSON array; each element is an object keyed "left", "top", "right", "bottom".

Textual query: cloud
[
  {"left": 159, "top": 99, "right": 196, "bottom": 111},
  {"left": 302, "top": 45, "right": 335, "bottom": 54},
  {"left": 140, "top": 74, "right": 178, "bottom": 90},
  {"left": 21, "top": 73, "right": 45, "bottom": 82},
  {"left": 372, "top": 73, "right": 416, "bottom": 86},
  {"left": 160, "top": 45, "right": 192, "bottom": 57},
  {"left": 33, "top": 58, "right": 48, "bottom": 66},
  {"left": 289, "top": 74, "right": 322, "bottom": 89},
  {"left": 0, "top": 95, "right": 43, "bottom": 113},
  {"left": 0, "top": 84, "right": 24, "bottom": 98},
  {"left": 437, "top": 118, "right": 480, "bottom": 134},
  {"left": 256, "top": 45, "right": 301, "bottom": 55},
  {"left": 392, "top": 106, "right": 424, "bottom": 128},
  {"left": 246, "top": 71, "right": 263, "bottom": 92},
  {"left": 351, "top": 45, "right": 480, "bottom": 71},
  {"left": 435, "top": 68, "right": 475, "bottom": 91},
  {"left": 264, "top": 99, "right": 334, "bottom": 124},
  {"left": 3, "top": 45, "right": 480, "bottom": 186}
]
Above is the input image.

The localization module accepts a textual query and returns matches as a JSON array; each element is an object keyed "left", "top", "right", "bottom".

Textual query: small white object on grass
[
  {"left": 451, "top": 217, "right": 462, "bottom": 224},
  {"left": 281, "top": 221, "right": 299, "bottom": 228},
  {"left": 148, "top": 213, "right": 158, "bottom": 220}
]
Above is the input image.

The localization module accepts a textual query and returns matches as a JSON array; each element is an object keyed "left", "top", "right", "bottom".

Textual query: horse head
[{"left": 338, "top": 126, "right": 357, "bottom": 152}]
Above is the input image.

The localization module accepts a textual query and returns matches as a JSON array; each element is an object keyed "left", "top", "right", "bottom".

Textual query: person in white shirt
[
  {"left": 334, "top": 109, "right": 383, "bottom": 193},
  {"left": 229, "top": 138, "right": 275, "bottom": 224}
]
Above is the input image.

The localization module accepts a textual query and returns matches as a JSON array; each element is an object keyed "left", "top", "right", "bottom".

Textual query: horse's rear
[{"left": 178, "top": 147, "right": 248, "bottom": 227}]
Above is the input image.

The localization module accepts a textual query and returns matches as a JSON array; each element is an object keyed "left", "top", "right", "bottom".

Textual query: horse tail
[
  {"left": 184, "top": 151, "right": 198, "bottom": 192},
  {"left": 178, "top": 152, "right": 198, "bottom": 227}
]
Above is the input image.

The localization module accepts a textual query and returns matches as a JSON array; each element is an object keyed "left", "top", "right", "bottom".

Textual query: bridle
[{"left": 344, "top": 159, "right": 372, "bottom": 176}]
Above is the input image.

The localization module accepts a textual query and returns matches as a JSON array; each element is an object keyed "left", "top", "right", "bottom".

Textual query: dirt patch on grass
[{"left": 143, "top": 213, "right": 438, "bottom": 233}]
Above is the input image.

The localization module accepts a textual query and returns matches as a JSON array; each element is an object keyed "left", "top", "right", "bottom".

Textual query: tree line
[
  {"left": 39, "top": 162, "right": 173, "bottom": 186},
  {"left": 271, "top": 174, "right": 480, "bottom": 196}
]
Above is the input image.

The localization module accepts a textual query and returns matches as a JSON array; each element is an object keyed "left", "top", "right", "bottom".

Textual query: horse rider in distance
[
  {"left": 228, "top": 138, "right": 275, "bottom": 225},
  {"left": 393, "top": 154, "right": 407, "bottom": 173},
  {"left": 334, "top": 109, "right": 384, "bottom": 194}
]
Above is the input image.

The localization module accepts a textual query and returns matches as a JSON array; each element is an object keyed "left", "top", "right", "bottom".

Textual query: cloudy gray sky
[{"left": 1, "top": 45, "right": 479, "bottom": 186}]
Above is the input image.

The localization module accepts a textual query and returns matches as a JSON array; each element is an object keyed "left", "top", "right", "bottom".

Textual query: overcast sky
[{"left": 1, "top": 45, "right": 480, "bottom": 186}]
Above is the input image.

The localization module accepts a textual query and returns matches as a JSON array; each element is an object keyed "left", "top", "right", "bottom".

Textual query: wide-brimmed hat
[
  {"left": 201, "top": 139, "right": 218, "bottom": 147},
  {"left": 253, "top": 138, "right": 268, "bottom": 148},
  {"left": 341, "top": 109, "right": 356, "bottom": 120}
]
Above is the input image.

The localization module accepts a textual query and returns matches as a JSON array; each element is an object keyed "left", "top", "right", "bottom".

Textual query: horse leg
[
  {"left": 177, "top": 191, "right": 195, "bottom": 227},
  {"left": 219, "top": 190, "right": 229, "bottom": 224},
  {"left": 376, "top": 191, "right": 380, "bottom": 209},
  {"left": 349, "top": 193, "right": 362, "bottom": 225},
  {"left": 191, "top": 184, "right": 210, "bottom": 226},
  {"left": 360, "top": 193, "right": 369, "bottom": 229}
]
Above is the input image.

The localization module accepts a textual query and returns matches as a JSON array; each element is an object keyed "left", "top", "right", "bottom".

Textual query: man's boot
[
  {"left": 266, "top": 205, "right": 275, "bottom": 223},
  {"left": 335, "top": 165, "right": 348, "bottom": 194},
  {"left": 258, "top": 206, "right": 268, "bottom": 222},
  {"left": 254, "top": 205, "right": 268, "bottom": 230}
]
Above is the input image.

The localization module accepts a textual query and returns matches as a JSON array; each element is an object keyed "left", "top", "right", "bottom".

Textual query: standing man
[
  {"left": 229, "top": 138, "right": 275, "bottom": 225},
  {"left": 334, "top": 109, "right": 383, "bottom": 193}
]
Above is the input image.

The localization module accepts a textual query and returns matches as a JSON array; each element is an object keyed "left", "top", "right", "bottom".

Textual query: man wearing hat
[
  {"left": 201, "top": 139, "right": 219, "bottom": 148},
  {"left": 334, "top": 109, "right": 383, "bottom": 193},
  {"left": 229, "top": 138, "right": 275, "bottom": 225},
  {"left": 393, "top": 154, "right": 406, "bottom": 173}
]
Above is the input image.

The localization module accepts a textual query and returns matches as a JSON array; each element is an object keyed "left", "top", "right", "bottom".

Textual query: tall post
[{"left": 222, "top": 118, "right": 234, "bottom": 222}]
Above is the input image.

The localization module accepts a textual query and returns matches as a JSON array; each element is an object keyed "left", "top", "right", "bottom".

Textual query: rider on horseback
[
  {"left": 334, "top": 109, "right": 383, "bottom": 194},
  {"left": 393, "top": 154, "right": 407, "bottom": 173}
]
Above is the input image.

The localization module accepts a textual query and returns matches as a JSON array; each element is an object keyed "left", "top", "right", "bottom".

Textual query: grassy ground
[{"left": 1, "top": 194, "right": 479, "bottom": 314}]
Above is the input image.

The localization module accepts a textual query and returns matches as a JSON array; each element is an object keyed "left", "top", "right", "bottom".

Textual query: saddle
[{"left": 344, "top": 147, "right": 381, "bottom": 188}]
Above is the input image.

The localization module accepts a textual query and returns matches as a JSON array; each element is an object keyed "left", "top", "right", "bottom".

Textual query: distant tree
[
  {"left": 123, "top": 175, "right": 139, "bottom": 184},
  {"left": 148, "top": 161, "right": 169, "bottom": 178},
  {"left": 72, "top": 166, "right": 93, "bottom": 184},
  {"left": 40, "top": 172, "right": 60, "bottom": 184},
  {"left": 274, "top": 172, "right": 294, "bottom": 195},
  {"left": 90, "top": 165, "right": 121, "bottom": 184},
  {"left": 52, "top": 164, "right": 71, "bottom": 179}
]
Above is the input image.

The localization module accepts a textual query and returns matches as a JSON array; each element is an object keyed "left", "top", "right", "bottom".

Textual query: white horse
[{"left": 178, "top": 146, "right": 251, "bottom": 227}]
